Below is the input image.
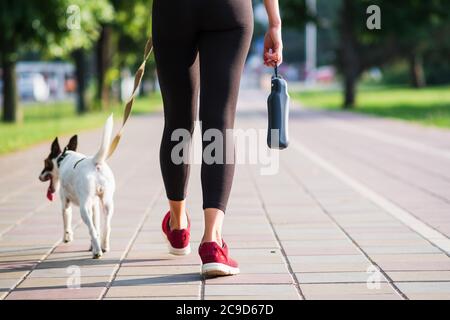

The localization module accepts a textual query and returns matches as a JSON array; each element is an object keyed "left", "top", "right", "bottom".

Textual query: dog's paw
[
  {"left": 101, "top": 241, "right": 110, "bottom": 253},
  {"left": 92, "top": 252, "right": 103, "bottom": 259},
  {"left": 63, "top": 232, "right": 74, "bottom": 243},
  {"left": 91, "top": 241, "right": 103, "bottom": 259}
]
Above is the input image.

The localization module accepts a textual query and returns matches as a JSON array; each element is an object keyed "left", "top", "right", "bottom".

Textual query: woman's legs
[
  {"left": 202, "top": 209, "right": 224, "bottom": 246},
  {"left": 154, "top": 0, "right": 253, "bottom": 249},
  {"left": 198, "top": 25, "right": 253, "bottom": 243},
  {"left": 169, "top": 200, "right": 189, "bottom": 230},
  {"left": 153, "top": 1, "right": 199, "bottom": 227}
]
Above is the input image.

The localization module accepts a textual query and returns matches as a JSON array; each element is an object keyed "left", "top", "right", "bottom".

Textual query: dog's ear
[
  {"left": 67, "top": 135, "right": 78, "bottom": 151},
  {"left": 50, "top": 138, "right": 61, "bottom": 158}
]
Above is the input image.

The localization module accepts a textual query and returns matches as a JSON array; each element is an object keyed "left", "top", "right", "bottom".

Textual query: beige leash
[{"left": 107, "top": 37, "right": 154, "bottom": 159}]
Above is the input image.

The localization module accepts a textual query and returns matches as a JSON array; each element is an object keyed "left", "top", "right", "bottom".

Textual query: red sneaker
[
  {"left": 198, "top": 241, "right": 240, "bottom": 277},
  {"left": 162, "top": 211, "right": 191, "bottom": 255}
]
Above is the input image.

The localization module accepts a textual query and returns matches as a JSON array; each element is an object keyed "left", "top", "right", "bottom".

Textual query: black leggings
[{"left": 152, "top": 0, "right": 253, "bottom": 212}]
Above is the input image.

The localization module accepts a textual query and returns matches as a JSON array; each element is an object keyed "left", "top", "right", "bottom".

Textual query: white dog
[{"left": 39, "top": 115, "right": 115, "bottom": 259}]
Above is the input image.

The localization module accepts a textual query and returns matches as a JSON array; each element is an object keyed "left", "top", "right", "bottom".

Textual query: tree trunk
[
  {"left": 72, "top": 49, "right": 88, "bottom": 114},
  {"left": 343, "top": 73, "right": 357, "bottom": 109},
  {"left": 96, "top": 25, "right": 113, "bottom": 109},
  {"left": 409, "top": 53, "right": 426, "bottom": 88},
  {"left": 340, "top": 0, "right": 360, "bottom": 109},
  {"left": 1, "top": 56, "right": 20, "bottom": 123},
  {"left": 117, "top": 63, "right": 125, "bottom": 103},
  {"left": 139, "top": 77, "right": 146, "bottom": 97}
]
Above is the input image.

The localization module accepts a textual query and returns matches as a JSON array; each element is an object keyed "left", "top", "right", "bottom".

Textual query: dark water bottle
[{"left": 267, "top": 66, "right": 290, "bottom": 150}]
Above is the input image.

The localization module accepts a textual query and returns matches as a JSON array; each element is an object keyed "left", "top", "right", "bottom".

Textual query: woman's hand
[{"left": 263, "top": 26, "right": 283, "bottom": 68}]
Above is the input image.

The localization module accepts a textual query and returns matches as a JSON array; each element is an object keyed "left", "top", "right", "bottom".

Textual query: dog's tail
[{"left": 94, "top": 114, "right": 114, "bottom": 164}]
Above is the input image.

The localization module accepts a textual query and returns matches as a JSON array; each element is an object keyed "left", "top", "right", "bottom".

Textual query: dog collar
[
  {"left": 73, "top": 158, "right": 86, "bottom": 169},
  {"left": 56, "top": 147, "right": 69, "bottom": 168}
]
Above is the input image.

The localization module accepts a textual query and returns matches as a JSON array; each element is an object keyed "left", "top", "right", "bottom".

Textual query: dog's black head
[{"left": 39, "top": 135, "right": 78, "bottom": 200}]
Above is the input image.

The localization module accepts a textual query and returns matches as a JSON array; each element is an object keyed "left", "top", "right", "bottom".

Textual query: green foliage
[
  {"left": 378, "top": 62, "right": 410, "bottom": 85},
  {"left": 0, "top": 0, "right": 154, "bottom": 124},
  {"left": 0, "top": 0, "right": 61, "bottom": 57},
  {"left": 0, "top": 94, "right": 161, "bottom": 154},
  {"left": 47, "top": 0, "right": 115, "bottom": 57},
  {"left": 328, "top": 0, "right": 447, "bottom": 71},
  {"left": 279, "top": 0, "right": 309, "bottom": 28},
  {"left": 292, "top": 85, "right": 450, "bottom": 128},
  {"left": 113, "top": 0, "right": 154, "bottom": 69},
  {"left": 0, "top": 0, "right": 115, "bottom": 58},
  {"left": 279, "top": 0, "right": 341, "bottom": 65}
]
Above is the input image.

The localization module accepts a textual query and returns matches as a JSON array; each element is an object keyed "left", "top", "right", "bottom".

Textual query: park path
[{"left": 1, "top": 89, "right": 450, "bottom": 300}]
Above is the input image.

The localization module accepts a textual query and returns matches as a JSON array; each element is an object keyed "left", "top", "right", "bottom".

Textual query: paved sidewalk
[{"left": 1, "top": 89, "right": 450, "bottom": 299}]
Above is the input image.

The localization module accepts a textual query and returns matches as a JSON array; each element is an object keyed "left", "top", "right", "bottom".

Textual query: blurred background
[{"left": 0, "top": 0, "right": 449, "bottom": 154}]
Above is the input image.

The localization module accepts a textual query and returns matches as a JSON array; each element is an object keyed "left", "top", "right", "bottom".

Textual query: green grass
[
  {"left": 291, "top": 85, "right": 450, "bottom": 128},
  {"left": 0, "top": 94, "right": 162, "bottom": 155}
]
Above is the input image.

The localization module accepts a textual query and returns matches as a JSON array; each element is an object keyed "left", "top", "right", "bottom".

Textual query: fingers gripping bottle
[{"left": 267, "top": 66, "right": 290, "bottom": 150}]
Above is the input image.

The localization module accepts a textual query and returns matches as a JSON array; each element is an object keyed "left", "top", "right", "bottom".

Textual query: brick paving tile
[
  {"left": 205, "top": 273, "right": 293, "bottom": 285},
  {"left": 112, "top": 274, "right": 202, "bottom": 286},
  {"left": 105, "top": 284, "right": 200, "bottom": 298},
  {"left": 104, "top": 296, "right": 199, "bottom": 300},
  {"left": 6, "top": 287, "right": 104, "bottom": 300},
  {"left": 204, "top": 284, "right": 300, "bottom": 298},
  {"left": 395, "top": 282, "right": 450, "bottom": 300},
  {"left": 387, "top": 271, "right": 450, "bottom": 282},
  {"left": 296, "top": 272, "right": 388, "bottom": 284},
  {"left": 16, "top": 277, "right": 110, "bottom": 292},
  {"left": 205, "top": 294, "right": 299, "bottom": 300},
  {"left": 300, "top": 283, "right": 400, "bottom": 299}
]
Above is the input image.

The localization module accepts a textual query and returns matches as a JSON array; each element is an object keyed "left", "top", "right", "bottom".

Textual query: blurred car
[
  {"left": 18, "top": 73, "right": 50, "bottom": 102},
  {"left": 0, "top": 72, "right": 51, "bottom": 103},
  {"left": 306, "top": 66, "right": 336, "bottom": 84}
]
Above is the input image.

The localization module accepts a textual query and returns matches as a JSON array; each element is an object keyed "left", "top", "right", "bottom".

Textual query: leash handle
[
  {"left": 274, "top": 65, "right": 278, "bottom": 78},
  {"left": 107, "top": 37, "right": 154, "bottom": 159}
]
